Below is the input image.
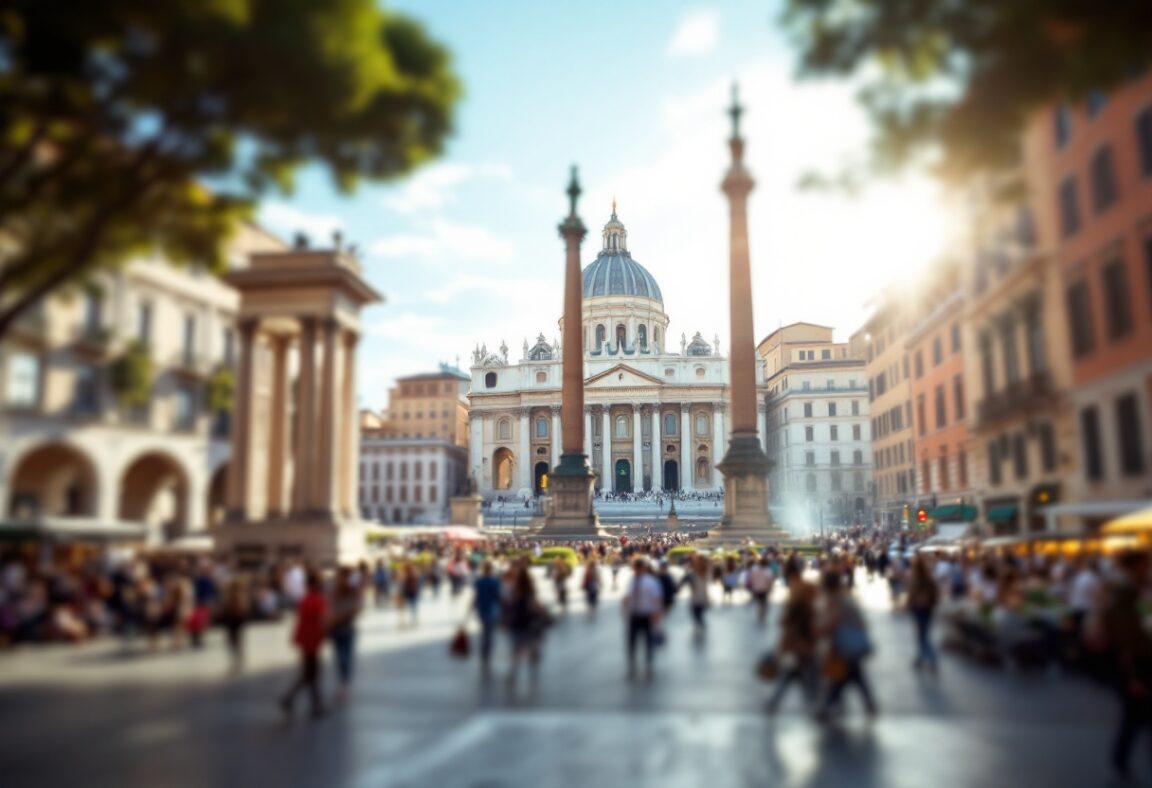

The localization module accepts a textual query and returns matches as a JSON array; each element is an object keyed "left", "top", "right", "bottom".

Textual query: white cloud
[
  {"left": 369, "top": 218, "right": 515, "bottom": 263},
  {"left": 667, "top": 10, "right": 720, "bottom": 58},
  {"left": 258, "top": 201, "right": 343, "bottom": 243},
  {"left": 381, "top": 161, "right": 512, "bottom": 216},
  {"left": 424, "top": 272, "right": 547, "bottom": 305}
]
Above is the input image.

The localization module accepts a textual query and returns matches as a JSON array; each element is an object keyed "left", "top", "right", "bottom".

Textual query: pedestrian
[
  {"left": 622, "top": 558, "right": 665, "bottom": 679},
  {"left": 767, "top": 564, "right": 819, "bottom": 714},
  {"left": 219, "top": 574, "right": 250, "bottom": 675},
  {"left": 472, "top": 561, "right": 502, "bottom": 675},
  {"left": 906, "top": 554, "right": 940, "bottom": 673},
  {"left": 398, "top": 562, "right": 420, "bottom": 628},
  {"left": 679, "top": 554, "right": 712, "bottom": 639},
  {"left": 816, "top": 570, "right": 878, "bottom": 720},
  {"left": 721, "top": 557, "right": 740, "bottom": 606},
  {"left": 372, "top": 559, "right": 391, "bottom": 609},
  {"left": 280, "top": 570, "right": 328, "bottom": 719},
  {"left": 552, "top": 556, "right": 571, "bottom": 614},
  {"left": 504, "top": 562, "right": 548, "bottom": 689},
  {"left": 1102, "top": 550, "right": 1152, "bottom": 784},
  {"left": 747, "top": 557, "right": 775, "bottom": 626},
  {"left": 656, "top": 560, "right": 677, "bottom": 612},
  {"left": 582, "top": 558, "right": 602, "bottom": 619},
  {"left": 328, "top": 566, "right": 362, "bottom": 701}
]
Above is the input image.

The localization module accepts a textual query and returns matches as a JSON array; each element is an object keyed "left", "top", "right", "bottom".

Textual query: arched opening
[
  {"left": 615, "top": 414, "right": 628, "bottom": 438},
  {"left": 7, "top": 443, "right": 98, "bottom": 518},
  {"left": 118, "top": 452, "right": 190, "bottom": 541},
  {"left": 206, "top": 464, "right": 228, "bottom": 530},
  {"left": 855, "top": 496, "right": 866, "bottom": 513},
  {"left": 638, "top": 324, "right": 648, "bottom": 350},
  {"left": 654, "top": 327, "right": 661, "bottom": 349},
  {"left": 695, "top": 457, "right": 710, "bottom": 484},
  {"left": 663, "top": 460, "right": 679, "bottom": 492},
  {"left": 614, "top": 458, "right": 632, "bottom": 494},
  {"left": 534, "top": 462, "right": 549, "bottom": 496},
  {"left": 492, "top": 448, "right": 514, "bottom": 490},
  {"left": 615, "top": 324, "right": 626, "bottom": 349},
  {"left": 595, "top": 324, "right": 606, "bottom": 351},
  {"left": 484, "top": 372, "right": 497, "bottom": 388}
]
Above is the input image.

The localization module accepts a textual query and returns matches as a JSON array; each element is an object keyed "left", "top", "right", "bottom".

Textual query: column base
[
  {"left": 538, "top": 454, "right": 602, "bottom": 536},
  {"left": 450, "top": 495, "right": 485, "bottom": 528},
  {"left": 712, "top": 435, "right": 791, "bottom": 544},
  {"left": 215, "top": 515, "right": 368, "bottom": 567}
]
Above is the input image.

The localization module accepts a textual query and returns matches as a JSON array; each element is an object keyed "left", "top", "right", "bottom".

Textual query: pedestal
[
  {"left": 215, "top": 516, "right": 367, "bottom": 567},
  {"left": 712, "top": 435, "right": 790, "bottom": 544},
  {"left": 538, "top": 453, "right": 601, "bottom": 536},
  {"left": 450, "top": 495, "right": 484, "bottom": 528}
]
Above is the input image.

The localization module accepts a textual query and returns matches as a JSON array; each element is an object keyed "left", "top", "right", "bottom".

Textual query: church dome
[{"left": 581, "top": 204, "right": 663, "bottom": 302}]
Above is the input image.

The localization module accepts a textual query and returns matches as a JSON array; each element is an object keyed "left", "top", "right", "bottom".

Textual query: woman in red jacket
[{"left": 280, "top": 569, "right": 328, "bottom": 719}]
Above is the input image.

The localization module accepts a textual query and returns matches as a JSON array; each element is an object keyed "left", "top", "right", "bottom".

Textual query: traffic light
[{"left": 916, "top": 508, "right": 928, "bottom": 525}]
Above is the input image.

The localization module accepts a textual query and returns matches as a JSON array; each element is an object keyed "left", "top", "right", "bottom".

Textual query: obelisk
[
  {"left": 540, "top": 166, "right": 600, "bottom": 536},
  {"left": 714, "top": 84, "right": 781, "bottom": 542}
]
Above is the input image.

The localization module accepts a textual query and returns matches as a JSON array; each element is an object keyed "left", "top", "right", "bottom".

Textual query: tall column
[
  {"left": 518, "top": 407, "right": 531, "bottom": 491},
  {"left": 583, "top": 406, "right": 593, "bottom": 460},
  {"left": 632, "top": 404, "right": 643, "bottom": 491},
  {"left": 469, "top": 415, "right": 483, "bottom": 489},
  {"left": 315, "top": 318, "right": 340, "bottom": 516},
  {"left": 550, "top": 405, "right": 562, "bottom": 471},
  {"left": 226, "top": 318, "right": 259, "bottom": 520},
  {"left": 680, "top": 403, "right": 693, "bottom": 491},
  {"left": 712, "top": 403, "right": 726, "bottom": 488},
  {"left": 266, "top": 334, "right": 289, "bottom": 518},
  {"left": 292, "top": 317, "right": 317, "bottom": 516},
  {"left": 340, "top": 329, "right": 359, "bottom": 517},
  {"left": 601, "top": 407, "right": 612, "bottom": 491},
  {"left": 651, "top": 408, "right": 663, "bottom": 491},
  {"left": 757, "top": 400, "right": 767, "bottom": 451},
  {"left": 716, "top": 84, "right": 776, "bottom": 537}
]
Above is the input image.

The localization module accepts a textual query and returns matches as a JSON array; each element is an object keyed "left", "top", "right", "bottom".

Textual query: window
[
  {"left": 1091, "top": 146, "right": 1118, "bottom": 213},
  {"left": 387, "top": 463, "right": 394, "bottom": 481},
  {"left": 615, "top": 415, "right": 628, "bottom": 438},
  {"left": 958, "top": 451, "right": 968, "bottom": 486},
  {"left": 536, "top": 417, "right": 549, "bottom": 438},
  {"left": 939, "top": 451, "right": 949, "bottom": 491},
  {"left": 932, "top": 336, "right": 943, "bottom": 366},
  {"left": 4, "top": 351, "right": 41, "bottom": 407},
  {"left": 638, "top": 324, "right": 648, "bottom": 350},
  {"left": 830, "top": 451, "right": 840, "bottom": 466},
  {"left": 821, "top": 349, "right": 831, "bottom": 360},
  {"left": 615, "top": 324, "right": 626, "bottom": 348},
  {"left": 1101, "top": 258, "right": 1133, "bottom": 340},
  {"left": 851, "top": 400, "right": 859, "bottom": 416},
  {"left": 921, "top": 460, "right": 930, "bottom": 493},
  {"left": 415, "top": 462, "right": 423, "bottom": 481},
  {"left": 1066, "top": 280, "right": 1096, "bottom": 357},
  {"left": 83, "top": 290, "right": 103, "bottom": 338},
  {"left": 828, "top": 402, "right": 837, "bottom": 417},
  {"left": 1039, "top": 422, "right": 1057, "bottom": 472},
  {"left": 826, "top": 379, "right": 835, "bottom": 390},
  {"left": 1053, "top": 105, "right": 1072, "bottom": 148},
  {"left": 1137, "top": 107, "right": 1152, "bottom": 177},
  {"left": 801, "top": 381, "right": 811, "bottom": 391},
  {"left": 1116, "top": 394, "right": 1146, "bottom": 475},
  {"left": 852, "top": 425, "right": 861, "bottom": 441},
  {"left": 803, "top": 402, "right": 813, "bottom": 418},
  {"left": 988, "top": 442, "right": 1002, "bottom": 486},
  {"left": 695, "top": 414, "right": 708, "bottom": 436},
  {"left": 805, "top": 451, "right": 815, "bottom": 466},
  {"left": 497, "top": 419, "right": 510, "bottom": 440},
  {"left": 805, "top": 426, "right": 814, "bottom": 442},
  {"left": 182, "top": 313, "right": 196, "bottom": 366},
  {"left": 137, "top": 302, "right": 153, "bottom": 345},
  {"left": 853, "top": 449, "right": 863, "bottom": 465},
  {"left": 174, "top": 382, "right": 197, "bottom": 430},
  {"left": 1000, "top": 319, "right": 1020, "bottom": 385},
  {"left": 660, "top": 413, "right": 675, "bottom": 435},
  {"left": 595, "top": 324, "right": 606, "bottom": 351},
  {"left": 1024, "top": 305, "right": 1046, "bottom": 374},
  {"left": 831, "top": 471, "right": 842, "bottom": 492},
  {"left": 830, "top": 425, "right": 839, "bottom": 441},
  {"left": 935, "top": 384, "right": 946, "bottom": 428},
  {"left": 484, "top": 372, "right": 497, "bottom": 389},
  {"left": 914, "top": 350, "right": 923, "bottom": 378},
  {"left": 950, "top": 322, "right": 961, "bottom": 352},
  {"left": 806, "top": 473, "right": 817, "bottom": 493},
  {"left": 1012, "top": 433, "right": 1028, "bottom": 480},
  {"left": 72, "top": 362, "right": 100, "bottom": 416},
  {"left": 979, "top": 332, "right": 995, "bottom": 395},
  {"left": 1081, "top": 406, "right": 1104, "bottom": 481},
  {"left": 853, "top": 471, "right": 864, "bottom": 492},
  {"left": 916, "top": 394, "right": 926, "bottom": 437},
  {"left": 953, "top": 376, "right": 965, "bottom": 421},
  {"left": 535, "top": 371, "right": 547, "bottom": 384},
  {"left": 1059, "top": 176, "right": 1080, "bottom": 237},
  {"left": 222, "top": 327, "right": 235, "bottom": 367}
]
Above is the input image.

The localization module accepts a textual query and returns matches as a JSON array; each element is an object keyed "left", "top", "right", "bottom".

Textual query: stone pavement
[{"left": 0, "top": 570, "right": 1121, "bottom": 788}]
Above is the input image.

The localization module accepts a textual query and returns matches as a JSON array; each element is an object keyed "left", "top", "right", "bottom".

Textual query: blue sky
[{"left": 257, "top": 1, "right": 949, "bottom": 411}]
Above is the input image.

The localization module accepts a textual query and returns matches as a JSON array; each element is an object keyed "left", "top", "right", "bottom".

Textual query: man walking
[{"left": 622, "top": 558, "right": 665, "bottom": 679}]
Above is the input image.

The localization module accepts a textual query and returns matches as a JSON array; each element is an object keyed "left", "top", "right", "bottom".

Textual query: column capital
[
  {"left": 632, "top": 403, "right": 642, "bottom": 413},
  {"left": 550, "top": 404, "right": 562, "bottom": 415},
  {"left": 519, "top": 406, "right": 532, "bottom": 418},
  {"left": 680, "top": 402, "right": 691, "bottom": 413},
  {"left": 342, "top": 327, "right": 360, "bottom": 348},
  {"left": 321, "top": 316, "right": 339, "bottom": 334},
  {"left": 238, "top": 316, "right": 259, "bottom": 337},
  {"left": 714, "top": 401, "right": 728, "bottom": 414}
]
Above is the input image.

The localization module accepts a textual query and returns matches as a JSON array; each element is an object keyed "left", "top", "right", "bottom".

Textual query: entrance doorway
[
  {"left": 534, "top": 462, "right": 549, "bottom": 496},
  {"left": 614, "top": 459, "right": 632, "bottom": 494},
  {"left": 492, "top": 448, "right": 514, "bottom": 490},
  {"left": 663, "top": 459, "right": 679, "bottom": 492}
]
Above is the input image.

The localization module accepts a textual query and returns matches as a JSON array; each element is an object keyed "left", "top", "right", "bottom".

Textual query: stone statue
[
  {"left": 681, "top": 333, "right": 687, "bottom": 354},
  {"left": 714, "top": 334, "right": 721, "bottom": 355},
  {"left": 523, "top": 338, "right": 529, "bottom": 359},
  {"left": 499, "top": 340, "right": 508, "bottom": 364}
]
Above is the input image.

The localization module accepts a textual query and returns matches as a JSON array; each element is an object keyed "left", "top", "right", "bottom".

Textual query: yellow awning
[{"left": 1102, "top": 506, "right": 1152, "bottom": 535}]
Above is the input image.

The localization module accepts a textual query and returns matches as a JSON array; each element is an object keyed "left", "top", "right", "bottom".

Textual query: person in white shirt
[
  {"left": 1068, "top": 559, "right": 1101, "bottom": 636},
  {"left": 622, "top": 559, "right": 665, "bottom": 678},
  {"left": 747, "top": 558, "right": 775, "bottom": 625}
]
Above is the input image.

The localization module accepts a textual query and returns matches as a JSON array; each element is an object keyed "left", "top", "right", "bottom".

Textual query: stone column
[
  {"left": 680, "top": 403, "right": 693, "bottom": 491},
  {"left": 265, "top": 334, "right": 289, "bottom": 518},
  {"left": 340, "top": 329, "right": 359, "bottom": 517},
  {"left": 291, "top": 317, "right": 317, "bottom": 516},
  {"left": 632, "top": 403, "right": 643, "bottom": 492},
  {"left": 651, "top": 408, "right": 663, "bottom": 491},
  {"left": 226, "top": 317, "right": 258, "bottom": 521},
  {"left": 601, "top": 407, "right": 612, "bottom": 491},
  {"left": 758, "top": 399, "right": 767, "bottom": 451},
  {"left": 712, "top": 402, "right": 726, "bottom": 488},
  {"left": 469, "top": 415, "right": 483, "bottom": 489},
  {"left": 518, "top": 407, "right": 531, "bottom": 491},
  {"left": 583, "top": 406, "right": 593, "bottom": 460},
  {"left": 550, "top": 405, "right": 562, "bottom": 471},
  {"left": 315, "top": 318, "right": 340, "bottom": 516}
]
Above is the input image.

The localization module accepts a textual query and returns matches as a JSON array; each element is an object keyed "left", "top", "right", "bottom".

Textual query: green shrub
[
  {"left": 667, "top": 546, "right": 697, "bottom": 564},
  {"left": 110, "top": 341, "right": 153, "bottom": 406}
]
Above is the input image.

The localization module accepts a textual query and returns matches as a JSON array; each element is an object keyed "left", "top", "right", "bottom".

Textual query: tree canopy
[
  {"left": 0, "top": 0, "right": 460, "bottom": 336},
  {"left": 780, "top": 0, "right": 1152, "bottom": 185}
]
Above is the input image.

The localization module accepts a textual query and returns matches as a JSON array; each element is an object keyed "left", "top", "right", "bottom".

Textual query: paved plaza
[{"left": 0, "top": 571, "right": 1120, "bottom": 788}]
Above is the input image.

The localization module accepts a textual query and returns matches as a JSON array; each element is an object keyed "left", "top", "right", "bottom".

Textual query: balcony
[
  {"left": 976, "top": 371, "right": 1053, "bottom": 426},
  {"left": 71, "top": 326, "right": 114, "bottom": 358}
]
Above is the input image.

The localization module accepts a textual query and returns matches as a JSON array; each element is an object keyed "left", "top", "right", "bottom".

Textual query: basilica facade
[{"left": 468, "top": 208, "right": 768, "bottom": 497}]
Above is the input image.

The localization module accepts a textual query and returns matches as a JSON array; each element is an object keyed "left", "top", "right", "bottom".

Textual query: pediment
[{"left": 585, "top": 364, "right": 664, "bottom": 388}]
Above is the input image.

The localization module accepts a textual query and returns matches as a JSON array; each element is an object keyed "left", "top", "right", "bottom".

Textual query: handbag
[
  {"left": 449, "top": 626, "right": 470, "bottom": 659},
  {"left": 755, "top": 652, "right": 779, "bottom": 681},
  {"left": 833, "top": 623, "right": 873, "bottom": 660}
]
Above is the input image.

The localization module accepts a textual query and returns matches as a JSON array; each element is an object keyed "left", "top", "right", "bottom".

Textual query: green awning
[
  {"left": 986, "top": 505, "right": 1019, "bottom": 523},
  {"left": 930, "top": 504, "right": 978, "bottom": 521}
]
